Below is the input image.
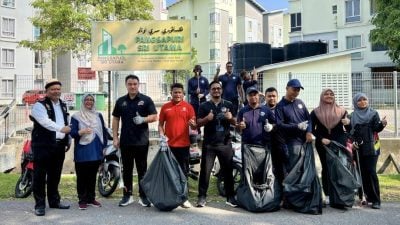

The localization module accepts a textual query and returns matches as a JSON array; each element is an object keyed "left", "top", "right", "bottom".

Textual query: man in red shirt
[{"left": 158, "top": 83, "right": 196, "bottom": 208}]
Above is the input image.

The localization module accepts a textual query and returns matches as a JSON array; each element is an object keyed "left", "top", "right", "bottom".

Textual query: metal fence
[{"left": 8, "top": 71, "right": 400, "bottom": 138}]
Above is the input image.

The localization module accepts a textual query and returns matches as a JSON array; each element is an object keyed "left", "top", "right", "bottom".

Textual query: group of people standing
[{"left": 30, "top": 62, "right": 386, "bottom": 216}]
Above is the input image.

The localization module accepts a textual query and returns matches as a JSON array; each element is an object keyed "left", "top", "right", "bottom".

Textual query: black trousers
[
  {"left": 170, "top": 146, "right": 190, "bottom": 177},
  {"left": 33, "top": 145, "right": 65, "bottom": 209},
  {"left": 315, "top": 142, "right": 329, "bottom": 196},
  {"left": 358, "top": 154, "right": 380, "bottom": 204},
  {"left": 75, "top": 160, "right": 101, "bottom": 204},
  {"left": 120, "top": 145, "right": 148, "bottom": 197},
  {"left": 198, "top": 143, "right": 234, "bottom": 198}
]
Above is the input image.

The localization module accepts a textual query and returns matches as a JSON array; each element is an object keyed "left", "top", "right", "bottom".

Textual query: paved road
[{"left": 1, "top": 200, "right": 399, "bottom": 225}]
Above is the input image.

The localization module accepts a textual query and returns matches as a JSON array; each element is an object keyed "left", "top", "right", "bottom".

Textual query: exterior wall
[
  {"left": 261, "top": 54, "right": 353, "bottom": 108},
  {"left": 168, "top": 0, "right": 238, "bottom": 75},
  {"left": 0, "top": 0, "right": 34, "bottom": 101},
  {"left": 263, "top": 11, "right": 284, "bottom": 47},
  {"left": 151, "top": 0, "right": 168, "bottom": 20},
  {"left": 288, "top": 0, "right": 393, "bottom": 73},
  {"left": 237, "top": 0, "right": 263, "bottom": 43}
]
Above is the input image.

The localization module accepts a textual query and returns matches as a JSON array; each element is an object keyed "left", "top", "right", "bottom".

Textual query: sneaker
[
  {"left": 226, "top": 196, "right": 238, "bottom": 207},
  {"left": 79, "top": 203, "right": 87, "bottom": 210},
  {"left": 371, "top": 202, "right": 381, "bottom": 209},
  {"left": 196, "top": 196, "right": 206, "bottom": 207},
  {"left": 323, "top": 196, "right": 330, "bottom": 206},
  {"left": 138, "top": 197, "right": 151, "bottom": 207},
  {"left": 119, "top": 196, "right": 134, "bottom": 207},
  {"left": 88, "top": 200, "right": 102, "bottom": 207},
  {"left": 180, "top": 200, "right": 192, "bottom": 208}
]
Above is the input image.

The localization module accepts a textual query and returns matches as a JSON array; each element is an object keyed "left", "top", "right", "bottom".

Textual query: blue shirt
[
  {"left": 188, "top": 76, "right": 209, "bottom": 104},
  {"left": 242, "top": 80, "right": 257, "bottom": 95},
  {"left": 237, "top": 104, "right": 275, "bottom": 145},
  {"left": 218, "top": 73, "right": 242, "bottom": 102},
  {"left": 70, "top": 116, "right": 105, "bottom": 162},
  {"left": 275, "top": 97, "right": 311, "bottom": 145}
]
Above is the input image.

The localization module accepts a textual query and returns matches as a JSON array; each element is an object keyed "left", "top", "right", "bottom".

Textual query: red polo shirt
[{"left": 159, "top": 100, "right": 195, "bottom": 147}]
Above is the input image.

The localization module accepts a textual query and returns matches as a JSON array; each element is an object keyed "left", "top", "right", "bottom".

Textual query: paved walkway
[{"left": 1, "top": 199, "right": 399, "bottom": 225}]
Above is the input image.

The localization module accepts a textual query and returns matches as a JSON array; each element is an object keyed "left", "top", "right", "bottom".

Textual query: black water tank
[
  {"left": 284, "top": 41, "right": 328, "bottom": 61},
  {"left": 271, "top": 47, "right": 284, "bottom": 64},
  {"left": 231, "top": 43, "right": 272, "bottom": 72}
]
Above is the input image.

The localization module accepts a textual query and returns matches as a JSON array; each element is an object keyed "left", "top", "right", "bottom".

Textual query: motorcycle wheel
[
  {"left": 217, "top": 163, "right": 242, "bottom": 197},
  {"left": 97, "top": 165, "right": 120, "bottom": 197},
  {"left": 15, "top": 169, "right": 33, "bottom": 198}
]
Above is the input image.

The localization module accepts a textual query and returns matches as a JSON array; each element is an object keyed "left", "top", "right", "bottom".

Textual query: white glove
[
  {"left": 159, "top": 135, "right": 168, "bottom": 151},
  {"left": 264, "top": 119, "right": 273, "bottom": 132},
  {"left": 133, "top": 112, "right": 145, "bottom": 125},
  {"left": 297, "top": 120, "right": 308, "bottom": 131},
  {"left": 341, "top": 117, "right": 350, "bottom": 125}
]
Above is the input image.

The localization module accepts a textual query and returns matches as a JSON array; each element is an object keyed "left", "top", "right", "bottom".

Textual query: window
[
  {"left": 345, "top": 0, "right": 360, "bottom": 23},
  {"left": 194, "top": 16, "right": 197, "bottom": 20},
  {"left": 1, "top": 79, "right": 13, "bottom": 98},
  {"left": 370, "top": 0, "right": 377, "bottom": 15},
  {"left": 229, "top": 16, "right": 233, "bottom": 25},
  {"left": 1, "top": 48, "right": 15, "bottom": 67},
  {"left": 210, "top": 12, "right": 220, "bottom": 25},
  {"left": 210, "top": 48, "right": 220, "bottom": 60},
  {"left": 194, "top": 33, "right": 197, "bottom": 38},
  {"left": 1, "top": 17, "right": 15, "bottom": 38},
  {"left": 248, "top": 21, "right": 252, "bottom": 32},
  {"left": 333, "top": 40, "right": 338, "bottom": 49},
  {"left": 346, "top": 35, "right": 362, "bottom": 59},
  {"left": 210, "top": 31, "right": 220, "bottom": 43},
  {"left": 290, "top": 13, "right": 301, "bottom": 32},
  {"left": 34, "top": 26, "right": 41, "bottom": 40},
  {"left": 1, "top": 0, "right": 15, "bottom": 7},
  {"left": 332, "top": 5, "right": 337, "bottom": 14},
  {"left": 34, "top": 51, "right": 43, "bottom": 68},
  {"left": 371, "top": 42, "right": 389, "bottom": 51}
]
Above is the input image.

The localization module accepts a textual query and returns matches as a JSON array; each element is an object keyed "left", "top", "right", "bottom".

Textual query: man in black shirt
[
  {"left": 112, "top": 74, "right": 158, "bottom": 207},
  {"left": 196, "top": 81, "right": 238, "bottom": 208}
]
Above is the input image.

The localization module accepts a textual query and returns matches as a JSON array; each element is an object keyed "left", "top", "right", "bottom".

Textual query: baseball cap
[
  {"left": 287, "top": 79, "right": 304, "bottom": 89},
  {"left": 246, "top": 86, "right": 259, "bottom": 95},
  {"left": 45, "top": 79, "right": 62, "bottom": 89}
]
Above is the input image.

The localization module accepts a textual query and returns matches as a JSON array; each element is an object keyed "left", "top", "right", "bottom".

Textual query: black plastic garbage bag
[
  {"left": 324, "top": 141, "right": 361, "bottom": 207},
  {"left": 236, "top": 144, "right": 281, "bottom": 212},
  {"left": 283, "top": 143, "right": 322, "bottom": 215},
  {"left": 140, "top": 145, "right": 188, "bottom": 211}
]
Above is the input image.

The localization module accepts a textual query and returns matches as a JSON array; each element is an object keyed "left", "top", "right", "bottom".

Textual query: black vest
[{"left": 31, "top": 97, "right": 69, "bottom": 147}]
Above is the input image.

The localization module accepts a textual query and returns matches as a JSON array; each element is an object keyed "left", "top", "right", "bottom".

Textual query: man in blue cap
[
  {"left": 237, "top": 86, "right": 275, "bottom": 147},
  {"left": 275, "top": 78, "right": 312, "bottom": 173}
]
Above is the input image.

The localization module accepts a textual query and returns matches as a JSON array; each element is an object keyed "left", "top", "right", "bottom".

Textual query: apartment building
[
  {"left": 168, "top": 0, "right": 268, "bottom": 76},
  {"left": 288, "top": 0, "right": 394, "bottom": 73},
  {"left": 0, "top": 0, "right": 36, "bottom": 101},
  {"left": 263, "top": 9, "right": 286, "bottom": 48}
]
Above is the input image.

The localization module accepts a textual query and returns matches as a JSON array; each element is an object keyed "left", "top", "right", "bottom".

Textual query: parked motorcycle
[
  {"left": 15, "top": 136, "right": 34, "bottom": 198},
  {"left": 97, "top": 131, "right": 122, "bottom": 197}
]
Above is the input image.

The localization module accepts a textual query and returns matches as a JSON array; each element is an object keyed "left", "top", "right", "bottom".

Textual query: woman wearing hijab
[
  {"left": 310, "top": 89, "right": 351, "bottom": 208},
  {"left": 349, "top": 93, "right": 387, "bottom": 209},
  {"left": 70, "top": 93, "right": 108, "bottom": 210}
]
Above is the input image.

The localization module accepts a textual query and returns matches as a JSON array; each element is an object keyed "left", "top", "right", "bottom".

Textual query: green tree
[
  {"left": 19, "top": 0, "right": 153, "bottom": 56},
  {"left": 370, "top": 0, "right": 400, "bottom": 66}
]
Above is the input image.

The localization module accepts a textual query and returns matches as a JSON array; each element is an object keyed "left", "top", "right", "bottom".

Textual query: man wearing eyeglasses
[
  {"left": 214, "top": 61, "right": 243, "bottom": 116},
  {"left": 196, "top": 81, "right": 238, "bottom": 208}
]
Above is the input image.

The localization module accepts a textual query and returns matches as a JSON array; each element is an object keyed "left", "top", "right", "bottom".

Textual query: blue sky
[{"left": 166, "top": 0, "right": 288, "bottom": 11}]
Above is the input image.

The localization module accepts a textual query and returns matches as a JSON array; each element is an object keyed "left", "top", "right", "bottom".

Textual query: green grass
[
  {"left": 1, "top": 173, "right": 399, "bottom": 202},
  {"left": 0, "top": 173, "right": 226, "bottom": 202}
]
